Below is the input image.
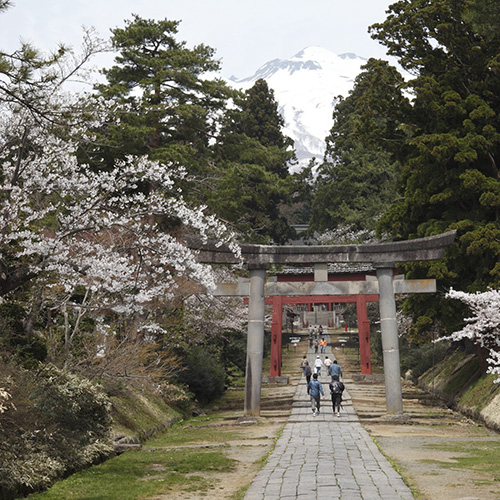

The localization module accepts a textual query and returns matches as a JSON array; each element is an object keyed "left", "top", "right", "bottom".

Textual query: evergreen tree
[
  {"left": 85, "top": 15, "right": 232, "bottom": 187},
  {"left": 208, "top": 79, "right": 297, "bottom": 243},
  {"left": 369, "top": 0, "right": 500, "bottom": 337},
  {"left": 463, "top": 0, "right": 500, "bottom": 42},
  {"left": 310, "top": 59, "right": 409, "bottom": 240},
  {"left": 230, "top": 79, "right": 294, "bottom": 178}
]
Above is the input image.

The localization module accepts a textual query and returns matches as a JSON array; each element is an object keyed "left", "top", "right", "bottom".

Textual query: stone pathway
[{"left": 244, "top": 338, "right": 415, "bottom": 500}]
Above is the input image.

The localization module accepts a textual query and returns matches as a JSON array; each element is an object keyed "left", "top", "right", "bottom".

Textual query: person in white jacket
[
  {"left": 314, "top": 355, "right": 323, "bottom": 376},
  {"left": 324, "top": 355, "right": 333, "bottom": 372}
]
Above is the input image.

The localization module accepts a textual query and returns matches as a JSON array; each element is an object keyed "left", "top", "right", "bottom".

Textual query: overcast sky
[{"left": 1, "top": 0, "right": 395, "bottom": 79}]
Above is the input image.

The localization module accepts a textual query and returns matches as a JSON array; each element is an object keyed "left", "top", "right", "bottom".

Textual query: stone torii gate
[{"left": 192, "top": 230, "right": 456, "bottom": 416}]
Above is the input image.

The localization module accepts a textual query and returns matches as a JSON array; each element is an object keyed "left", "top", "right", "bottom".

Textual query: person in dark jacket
[
  {"left": 329, "top": 375, "right": 345, "bottom": 417},
  {"left": 328, "top": 359, "right": 343, "bottom": 381},
  {"left": 308, "top": 373, "right": 324, "bottom": 416},
  {"left": 304, "top": 361, "right": 312, "bottom": 392}
]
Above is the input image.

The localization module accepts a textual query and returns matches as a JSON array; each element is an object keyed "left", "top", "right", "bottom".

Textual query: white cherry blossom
[{"left": 440, "top": 288, "right": 500, "bottom": 382}]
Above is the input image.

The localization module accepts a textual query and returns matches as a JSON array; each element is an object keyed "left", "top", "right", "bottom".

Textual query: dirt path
[
  {"left": 148, "top": 335, "right": 500, "bottom": 500},
  {"left": 348, "top": 380, "right": 500, "bottom": 499},
  {"left": 335, "top": 338, "right": 500, "bottom": 500}
]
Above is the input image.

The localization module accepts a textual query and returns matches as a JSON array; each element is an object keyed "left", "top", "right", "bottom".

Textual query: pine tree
[
  {"left": 207, "top": 79, "right": 297, "bottom": 244},
  {"left": 310, "top": 58, "right": 409, "bottom": 240},
  {"left": 84, "top": 15, "right": 232, "bottom": 189},
  {"left": 369, "top": 0, "right": 500, "bottom": 337}
]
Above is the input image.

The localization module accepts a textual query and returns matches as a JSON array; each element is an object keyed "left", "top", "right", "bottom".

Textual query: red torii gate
[
  {"left": 268, "top": 293, "right": 376, "bottom": 377},
  {"left": 267, "top": 268, "right": 378, "bottom": 377}
]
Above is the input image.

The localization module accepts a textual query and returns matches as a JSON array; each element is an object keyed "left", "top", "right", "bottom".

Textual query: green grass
[
  {"left": 28, "top": 416, "right": 239, "bottom": 500},
  {"left": 208, "top": 386, "right": 245, "bottom": 409},
  {"left": 146, "top": 417, "right": 244, "bottom": 447},
  {"left": 108, "top": 386, "right": 179, "bottom": 438},
  {"left": 420, "top": 350, "right": 479, "bottom": 396},
  {"left": 459, "top": 373, "right": 500, "bottom": 411},
  {"left": 28, "top": 448, "right": 234, "bottom": 499},
  {"left": 442, "top": 356, "right": 479, "bottom": 395},
  {"left": 231, "top": 484, "right": 251, "bottom": 500},
  {"left": 422, "top": 440, "right": 500, "bottom": 483}
]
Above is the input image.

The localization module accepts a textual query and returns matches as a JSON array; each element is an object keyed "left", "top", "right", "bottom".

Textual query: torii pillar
[
  {"left": 270, "top": 295, "right": 283, "bottom": 377},
  {"left": 244, "top": 268, "right": 266, "bottom": 416},
  {"left": 356, "top": 295, "right": 372, "bottom": 374},
  {"left": 377, "top": 265, "right": 403, "bottom": 413}
]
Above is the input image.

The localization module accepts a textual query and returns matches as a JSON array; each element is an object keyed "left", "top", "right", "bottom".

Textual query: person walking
[
  {"left": 308, "top": 373, "right": 324, "bottom": 416},
  {"left": 328, "top": 359, "right": 343, "bottom": 381},
  {"left": 329, "top": 375, "right": 345, "bottom": 417},
  {"left": 324, "top": 355, "right": 333, "bottom": 373},
  {"left": 319, "top": 338, "right": 327, "bottom": 353},
  {"left": 304, "top": 361, "right": 312, "bottom": 391},
  {"left": 314, "top": 355, "right": 323, "bottom": 376}
]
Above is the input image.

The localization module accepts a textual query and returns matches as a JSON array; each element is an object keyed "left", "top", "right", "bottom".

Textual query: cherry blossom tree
[
  {"left": 440, "top": 289, "right": 500, "bottom": 382},
  {"left": 2, "top": 113, "right": 240, "bottom": 299},
  {"left": 0, "top": 7, "right": 241, "bottom": 327},
  {"left": 0, "top": 386, "right": 10, "bottom": 413},
  {"left": 0, "top": 9, "right": 248, "bottom": 491}
]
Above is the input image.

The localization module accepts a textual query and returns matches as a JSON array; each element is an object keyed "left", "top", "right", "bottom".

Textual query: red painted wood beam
[
  {"left": 243, "top": 294, "right": 378, "bottom": 377},
  {"left": 270, "top": 296, "right": 283, "bottom": 376},
  {"left": 356, "top": 295, "right": 372, "bottom": 374}
]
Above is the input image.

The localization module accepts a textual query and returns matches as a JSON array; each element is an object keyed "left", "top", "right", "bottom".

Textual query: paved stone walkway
[{"left": 244, "top": 336, "right": 415, "bottom": 500}]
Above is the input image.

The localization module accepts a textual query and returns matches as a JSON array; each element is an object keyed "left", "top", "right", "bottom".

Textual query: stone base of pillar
[
  {"left": 378, "top": 413, "right": 412, "bottom": 423},
  {"left": 261, "top": 375, "right": 290, "bottom": 385},
  {"left": 351, "top": 373, "right": 385, "bottom": 383},
  {"left": 236, "top": 416, "right": 260, "bottom": 425}
]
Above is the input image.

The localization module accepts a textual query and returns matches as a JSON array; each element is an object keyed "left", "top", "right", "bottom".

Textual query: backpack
[{"left": 330, "top": 380, "right": 344, "bottom": 394}]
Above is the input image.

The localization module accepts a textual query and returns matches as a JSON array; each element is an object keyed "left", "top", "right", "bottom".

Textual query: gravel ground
[
  {"left": 342, "top": 355, "right": 500, "bottom": 500},
  {"left": 149, "top": 340, "right": 500, "bottom": 500}
]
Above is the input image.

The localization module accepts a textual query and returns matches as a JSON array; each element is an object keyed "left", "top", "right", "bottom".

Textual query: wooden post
[
  {"left": 356, "top": 295, "right": 372, "bottom": 374},
  {"left": 270, "top": 295, "right": 283, "bottom": 376}
]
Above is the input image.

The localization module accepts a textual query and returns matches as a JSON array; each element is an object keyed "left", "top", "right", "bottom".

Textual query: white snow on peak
[{"left": 228, "top": 46, "right": 367, "bottom": 171}]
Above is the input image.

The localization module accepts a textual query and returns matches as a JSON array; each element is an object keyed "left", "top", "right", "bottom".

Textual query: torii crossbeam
[{"left": 191, "top": 230, "right": 456, "bottom": 416}]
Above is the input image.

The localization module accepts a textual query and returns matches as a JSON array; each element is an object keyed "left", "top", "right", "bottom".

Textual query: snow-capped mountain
[{"left": 229, "top": 47, "right": 367, "bottom": 171}]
